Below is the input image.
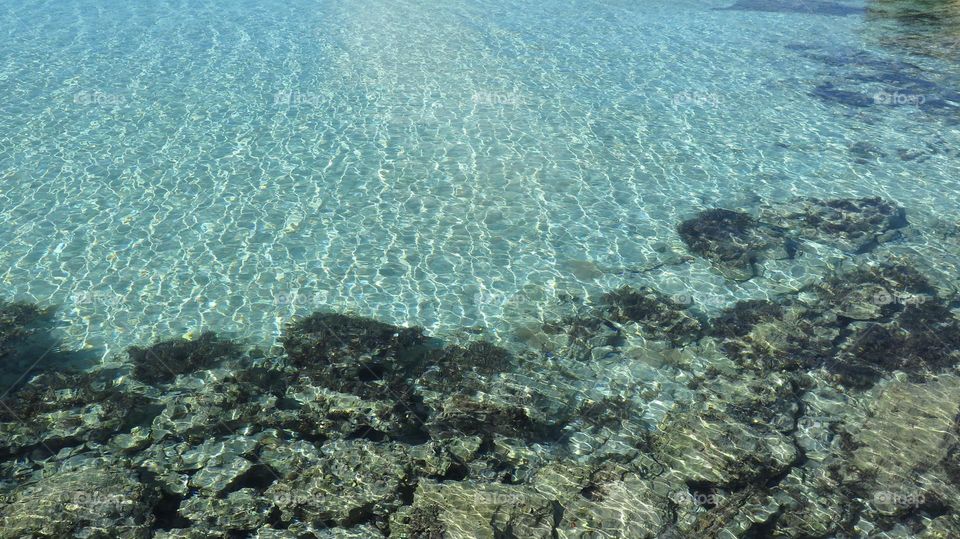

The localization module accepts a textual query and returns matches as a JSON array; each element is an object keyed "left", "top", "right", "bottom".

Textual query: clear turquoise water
[{"left": 1, "top": 0, "right": 959, "bottom": 358}]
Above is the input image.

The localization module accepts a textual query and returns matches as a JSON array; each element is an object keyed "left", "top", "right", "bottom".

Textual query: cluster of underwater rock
[
  {"left": 1, "top": 196, "right": 960, "bottom": 538},
  {"left": 676, "top": 197, "right": 908, "bottom": 281}
]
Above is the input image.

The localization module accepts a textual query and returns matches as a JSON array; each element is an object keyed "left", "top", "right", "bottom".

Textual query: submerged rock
[
  {"left": 848, "top": 141, "right": 887, "bottom": 163},
  {"left": 831, "top": 301, "right": 960, "bottom": 388},
  {"left": 707, "top": 260, "right": 960, "bottom": 388},
  {"left": 541, "top": 314, "right": 621, "bottom": 362},
  {"left": 537, "top": 285, "right": 703, "bottom": 363},
  {"left": 414, "top": 341, "right": 518, "bottom": 402},
  {"left": 864, "top": 0, "right": 960, "bottom": 59},
  {"left": 176, "top": 488, "right": 276, "bottom": 534},
  {"left": 146, "top": 365, "right": 292, "bottom": 444},
  {"left": 677, "top": 209, "right": 796, "bottom": 281},
  {"left": 709, "top": 298, "right": 837, "bottom": 373},
  {"left": 813, "top": 261, "right": 957, "bottom": 387},
  {"left": 554, "top": 472, "right": 668, "bottom": 538},
  {"left": 710, "top": 299, "right": 784, "bottom": 339},
  {"left": 283, "top": 312, "right": 426, "bottom": 369},
  {"left": 390, "top": 480, "right": 556, "bottom": 539},
  {"left": 432, "top": 341, "right": 514, "bottom": 378},
  {"left": 0, "top": 467, "right": 157, "bottom": 538},
  {"left": 652, "top": 384, "right": 799, "bottom": 487},
  {"left": 766, "top": 466, "right": 848, "bottom": 538},
  {"left": 285, "top": 313, "right": 531, "bottom": 443},
  {"left": 837, "top": 376, "right": 960, "bottom": 531},
  {"left": 0, "top": 370, "right": 153, "bottom": 459},
  {"left": 763, "top": 197, "right": 908, "bottom": 254},
  {"left": 813, "top": 261, "right": 935, "bottom": 318},
  {"left": 718, "top": 0, "right": 864, "bottom": 16},
  {"left": 266, "top": 440, "right": 413, "bottom": 529},
  {"left": 425, "top": 390, "right": 565, "bottom": 442},
  {"left": 290, "top": 382, "right": 417, "bottom": 442},
  {"left": 3, "top": 255, "right": 960, "bottom": 538}
]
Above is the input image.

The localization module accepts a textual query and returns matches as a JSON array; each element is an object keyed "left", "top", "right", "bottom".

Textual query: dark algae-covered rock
[
  {"left": 810, "top": 260, "right": 958, "bottom": 387},
  {"left": 832, "top": 300, "right": 960, "bottom": 388},
  {"left": 813, "top": 261, "right": 935, "bottom": 320},
  {"left": 600, "top": 286, "right": 704, "bottom": 345},
  {"left": 678, "top": 209, "right": 758, "bottom": 260},
  {"left": 677, "top": 209, "right": 796, "bottom": 281},
  {"left": 536, "top": 285, "right": 704, "bottom": 363},
  {"left": 679, "top": 198, "right": 910, "bottom": 283},
  {"left": 0, "top": 370, "right": 117, "bottom": 421},
  {"left": 282, "top": 313, "right": 540, "bottom": 444},
  {"left": 280, "top": 314, "right": 436, "bottom": 445},
  {"left": 718, "top": 0, "right": 864, "bottom": 16},
  {"left": 426, "top": 391, "right": 562, "bottom": 441},
  {"left": 541, "top": 314, "right": 621, "bottom": 362},
  {"left": 128, "top": 331, "right": 243, "bottom": 384}
]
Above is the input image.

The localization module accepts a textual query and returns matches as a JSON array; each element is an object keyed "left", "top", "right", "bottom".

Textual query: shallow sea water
[{"left": 1, "top": 0, "right": 959, "bottom": 359}]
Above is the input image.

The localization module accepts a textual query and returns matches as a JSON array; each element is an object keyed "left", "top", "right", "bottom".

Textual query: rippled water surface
[{"left": 2, "top": 0, "right": 959, "bottom": 358}]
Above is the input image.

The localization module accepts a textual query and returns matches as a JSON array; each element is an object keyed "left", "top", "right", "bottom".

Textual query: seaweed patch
[{"left": 600, "top": 286, "right": 704, "bottom": 345}]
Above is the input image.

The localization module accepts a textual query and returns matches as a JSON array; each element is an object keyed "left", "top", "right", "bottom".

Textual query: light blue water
[{"left": 1, "top": 0, "right": 959, "bottom": 358}]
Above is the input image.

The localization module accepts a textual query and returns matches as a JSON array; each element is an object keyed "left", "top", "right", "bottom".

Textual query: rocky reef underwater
[{"left": 3, "top": 196, "right": 960, "bottom": 538}]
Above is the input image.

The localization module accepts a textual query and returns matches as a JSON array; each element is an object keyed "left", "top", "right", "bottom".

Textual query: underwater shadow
[
  {"left": 716, "top": 0, "right": 865, "bottom": 16},
  {"left": 0, "top": 301, "right": 101, "bottom": 396}
]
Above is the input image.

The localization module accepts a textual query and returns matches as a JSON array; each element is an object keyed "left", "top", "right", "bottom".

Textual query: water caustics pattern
[{"left": 1, "top": 0, "right": 959, "bottom": 359}]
